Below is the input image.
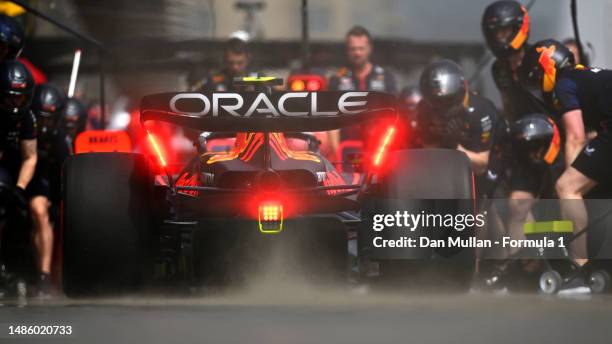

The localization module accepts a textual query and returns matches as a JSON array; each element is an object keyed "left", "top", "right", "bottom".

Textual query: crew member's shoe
[
  {"left": 0, "top": 264, "right": 16, "bottom": 299},
  {"left": 37, "top": 272, "right": 52, "bottom": 299}
]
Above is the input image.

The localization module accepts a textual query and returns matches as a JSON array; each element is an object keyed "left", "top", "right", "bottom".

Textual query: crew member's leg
[
  {"left": 508, "top": 190, "right": 535, "bottom": 257},
  {"left": 556, "top": 167, "right": 597, "bottom": 262},
  {"left": 30, "top": 195, "right": 53, "bottom": 276},
  {"left": 557, "top": 131, "right": 611, "bottom": 263},
  {"left": 507, "top": 163, "right": 540, "bottom": 257},
  {"left": 26, "top": 175, "right": 54, "bottom": 295}
]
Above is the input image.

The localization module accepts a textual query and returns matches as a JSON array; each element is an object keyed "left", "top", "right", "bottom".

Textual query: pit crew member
[
  {"left": 520, "top": 39, "right": 612, "bottom": 261},
  {"left": 482, "top": 0, "right": 537, "bottom": 122},
  {"left": 191, "top": 37, "right": 260, "bottom": 92},
  {"left": 417, "top": 59, "right": 497, "bottom": 184},
  {"left": 0, "top": 61, "right": 46, "bottom": 291},
  {"left": 60, "top": 97, "right": 87, "bottom": 152},
  {"left": 31, "top": 83, "right": 70, "bottom": 205},
  {"left": 328, "top": 26, "right": 398, "bottom": 148}
]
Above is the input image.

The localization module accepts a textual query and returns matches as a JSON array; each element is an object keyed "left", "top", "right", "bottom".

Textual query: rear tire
[
  {"left": 62, "top": 153, "right": 155, "bottom": 297},
  {"left": 362, "top": 149, "right": 476, "bottom": 290}
]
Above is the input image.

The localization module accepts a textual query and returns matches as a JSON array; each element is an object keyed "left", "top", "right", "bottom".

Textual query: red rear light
[
  {"left": 290, "top": 79, "right": 306, "bottom": 91},
  {"left": 306, "top": 79, "right": 321, "bottom": 91},
  {"left": 373, "top": 126, "right": 396, "bottom": 167},
  {"left": 146, "top": 130, "right": 167, "bottom": 167},
  {"left": 287, "top": 74, "right": 327, "bottom": 92},
  {"left": 258, "top": 201, "right": 284, "bottom": 233}
]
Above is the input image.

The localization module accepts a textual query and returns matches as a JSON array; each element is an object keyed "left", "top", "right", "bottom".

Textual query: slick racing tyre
[
  {"left": 62, "top": 153, "right": 154, "bottom": 297},
  {"left": 361, "top": 149, "right": 476, "bottom": 290}
]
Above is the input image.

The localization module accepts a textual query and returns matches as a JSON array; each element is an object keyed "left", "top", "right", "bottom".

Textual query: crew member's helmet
[
  {"left": 32, "top": 83, "right": 66, "bottom": 135},
  {"left": 511, "top": 113, "right": 560, "bottom": 165},
  {"left": 419, "top": 59, "right": 467, "bottom": 111},
  {"left": 61, "top": 97, "right": 87, "bottom": 135},
  {"left": 0, "top": 60, "right": 34, "bottom": 121},
  {"left": 481, "top": 0, "right": 530, "bottom": 58},
  {"left": 519, "top": 39, "right": 575, "bottom": 96},
  {"left": 0, "top": 15, "right": 24, "bottom": 60}
]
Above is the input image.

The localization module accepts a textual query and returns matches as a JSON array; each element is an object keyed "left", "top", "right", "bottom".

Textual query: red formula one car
[{"left": 61, "top": 78, "right": 475, "bottom": 296}]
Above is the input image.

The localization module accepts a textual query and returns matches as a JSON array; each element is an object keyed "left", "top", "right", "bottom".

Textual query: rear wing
[{"left": 140, "top": 91, "right": 397, "bottom": 132}]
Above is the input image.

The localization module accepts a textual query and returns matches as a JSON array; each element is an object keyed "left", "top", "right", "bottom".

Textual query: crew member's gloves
[
  {"left": 12, "top": 186, "right": 28, "bottom": 218},
  {"left": 427, "top": 119, "right": 448, "bottom": 140},
  {"left": 14, "top": 186, "right": 27, "bottom": 206},
  {"left": 445, "top": 117, "right": 468, "bottom": 145}
]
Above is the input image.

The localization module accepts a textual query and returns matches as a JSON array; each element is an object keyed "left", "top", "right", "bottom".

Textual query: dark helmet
[
  {"left": 511, "top": 113, "right": 560, "bottom": 165},
  {"left": 0, "top": 15, "right": 24, "bottom": 60},
  {"left": 0, "top": 60, "right": 34, "bottom": 117},
  {"left": 32, "top": 83, "right": 65, "bottom": 117},
  {"left": 519, "top": 39, "right": 575, "bottom": 96},
  {"left": 32, "top": 84, "right": 66, "bottom": 136},
  {"left": 399, "top": 86, "right": 422, "bottom": 113},
  {"left": 419, "top": 59, "right": 467, "bottom": 110},
  {"left": 481, "top": 1, "right": 530, "bottom": 58},
  {"left": 61, "top": 97, "right": 87, "bottom": 133}
]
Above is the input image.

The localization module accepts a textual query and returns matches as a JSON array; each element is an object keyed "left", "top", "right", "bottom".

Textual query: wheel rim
[
  {"left": 589, "top": 272, "right": 609, "bottom": 294},
  {"left": 539, "top": 272, "right": 560, "bottom": 294}
]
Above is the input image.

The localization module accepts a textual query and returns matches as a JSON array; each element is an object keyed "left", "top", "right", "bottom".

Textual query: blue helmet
[{"left": 0, "top": 14, "right": 24, "bottom": 60}]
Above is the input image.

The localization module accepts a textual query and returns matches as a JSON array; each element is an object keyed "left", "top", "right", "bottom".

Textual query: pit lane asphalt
[{"left": 1, "top": 290, "right": 611, "bottom": 344}]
